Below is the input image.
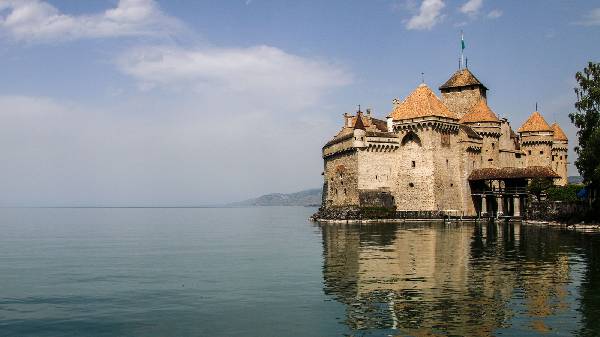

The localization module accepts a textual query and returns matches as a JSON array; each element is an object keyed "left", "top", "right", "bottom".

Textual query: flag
[{"left": 461, "top": 32, "right": 465, "bottom": 50}]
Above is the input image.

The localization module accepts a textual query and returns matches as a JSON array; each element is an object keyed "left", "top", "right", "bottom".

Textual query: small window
[
  {"left": 446, "top": 159, "right": 449, "bottom": 168},
  {"left": 343, "top": 188, "right": 347, "bottom": 195},
  {"left": 492, "top": 143, "right": 495, "bottom": 149},
  {"left": 540, "top": 151, "right": 544, "bottom": 155},
  {"left": 339, "top": 173, "right": 343, "bottom": 179},
  {"left": 488, "top": 159, "right": 493, "bottom": 162},
  {"left": 528, "top": 150, "right": 532, "bottom": 155},
  {"left": 340, "top": 181, "right": 343, "bottom": 185},
  {"left": 516, "top": 154, "right": 521, "bottom": 159},
  {"left": 450, "top": 183, "right": 454, "bottom": 187},
  {"left": 409, "top": 183, "right": 414, "bottom": 187},
  {"left": 472, "top": 161, "right": 475, "bottom": 168},
  {"left": 560, "top": 156, "right": 563, "bottom": 160},
  {"left": 411, "top": 161, "right": 416, "bottom": 168},
  {"left": 375, "top": 175, "right": 378, "bottom": 180}
]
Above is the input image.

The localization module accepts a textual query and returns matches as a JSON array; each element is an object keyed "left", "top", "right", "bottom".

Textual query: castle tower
[
  {"left": 388, "top": 83, "right": 462, "bottom": 212},
  {"left": 459, "top": 99, "right": 501, "bottom": 168},
  {"left": 518, "top": 111, "right": 554, "bottom": 169},
  {"left": 550, "top": 123, "right": 569, "bottom": 186},
  {"left": 439, "top": 68, "right": 488, "bottom": 119}
]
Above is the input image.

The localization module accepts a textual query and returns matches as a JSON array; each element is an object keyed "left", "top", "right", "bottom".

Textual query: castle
[{"left": 320, "top": 67, "right": 568, "bottom": 218}]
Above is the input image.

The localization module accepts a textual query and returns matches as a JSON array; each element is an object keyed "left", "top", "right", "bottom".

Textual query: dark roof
[
  {"left": 440, "top": 68, "right": 488, "bottom": 90},
  {"left": 353, "top": 112, "right": 366, "bottom": 130},
  {"left": 468, "top": 166, "right": 560, "bottom": 181}
]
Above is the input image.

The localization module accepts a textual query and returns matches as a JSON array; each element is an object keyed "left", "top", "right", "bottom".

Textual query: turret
[
  {"left": 459, "top": 99, "right": 501, "bottom": 168},
  {"left": 518, "top": 111, "right": 554, "bottom": 168},
  {"left": 550, "top": 123, "right": 569, "bottom": 186},
  {"left": 352, "top": 110, "right": 367, "bottom": 148},
  {"left": 439, "top": 68, "right": 488, "bottom": 119}
]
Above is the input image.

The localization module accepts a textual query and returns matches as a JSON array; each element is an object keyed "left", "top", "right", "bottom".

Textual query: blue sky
[{"left": 0, "top": 0, "right": 598, "bottom": 206}]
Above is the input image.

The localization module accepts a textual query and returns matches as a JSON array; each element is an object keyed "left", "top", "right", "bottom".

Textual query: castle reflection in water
[{"left": 319, "top": 222, "right": 600, "bottom": 336}]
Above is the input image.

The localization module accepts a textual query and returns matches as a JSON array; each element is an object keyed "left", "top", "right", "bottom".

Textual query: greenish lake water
[{"left": 0, "top": 207, "right": 598, "bottom": 336}]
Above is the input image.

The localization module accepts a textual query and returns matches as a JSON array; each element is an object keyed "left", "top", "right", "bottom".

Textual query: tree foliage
[
  {"left": 570, "top": 62, "right": 600, "bottom": 187},
  {"left": 546, "top": 184, "right": 584, "bottom": 202},
  {"left": 528, "top": 177, "right": 554, "bottom": 201}
]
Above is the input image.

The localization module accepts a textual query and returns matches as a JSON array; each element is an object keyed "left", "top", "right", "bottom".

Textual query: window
[
  {"left": 441, "top": 133, "right": 450, "bottom": 147},
  {"left": 411, "top": 161, "right": 416, "bottom": 168},
  {"left": 450, "top": 183, "right": 454, "bottom": 187},
  {"left": 560, "top": 156, "right": 563, "bottom": 160},
  {"left": 375, "top": 175, "right": 378, "bottom": 180},
  {"left": 528, "top": 150, "right": 532, "bottom": 155},
  {"left": 446, "top": 159, "right": 449, "bottom": 168},
  {"left": 540, "top": 151, "right": 544, "bottom": 155},
  {"left": 343, "top": 188, "right": 347, "bottom": 195},
  {"left": 491, "top": 143, "right": 495, "bottom": 149},
  {"left": 409, "top": 183, "right": 414, "bottom": 187}
]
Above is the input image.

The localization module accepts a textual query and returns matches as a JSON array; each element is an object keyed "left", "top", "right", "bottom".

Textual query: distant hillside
[
  {"left": 230, "top": 188, "right": 322, "bottom": 207},
  {"left": 568, "top": 176, "right": 584, "bottom": 184}
]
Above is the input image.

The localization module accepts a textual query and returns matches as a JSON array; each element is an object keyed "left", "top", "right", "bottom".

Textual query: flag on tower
[{"left": 461, "top": 31, "right": 465, "bottom": 50}]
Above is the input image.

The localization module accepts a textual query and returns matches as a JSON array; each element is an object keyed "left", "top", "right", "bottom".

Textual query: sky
[{"left": 0, "top": 0, "right": 598, "bottom": 206}]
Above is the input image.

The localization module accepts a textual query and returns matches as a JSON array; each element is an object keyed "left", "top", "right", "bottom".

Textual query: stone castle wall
[
  {"left": 441, "top": 86, "right": 486, "bottom": 118},
  {"left": 323, "top": 152, "right": 359, "bottom": 207}
]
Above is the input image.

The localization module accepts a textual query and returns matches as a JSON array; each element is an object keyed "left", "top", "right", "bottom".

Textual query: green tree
[
  {"left": 570, "top": 62, "right": 600, "bottom": 187},
  {"left": 528, "top": 177, "right": 554, "bottom": 201}
]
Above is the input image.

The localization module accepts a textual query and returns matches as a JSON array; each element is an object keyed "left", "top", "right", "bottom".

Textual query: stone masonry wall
[
  {"left": 323, "top": 152, "right": 359, "bottom": 207},
  {"left": 393, "top": 129, "right": 436, "bottom": 211},
  {"left": 441, "top": 87, "right": 485, "bottom": 119},
  {"left": 432, "top": 129, "right": 464, "bottom": 211}
]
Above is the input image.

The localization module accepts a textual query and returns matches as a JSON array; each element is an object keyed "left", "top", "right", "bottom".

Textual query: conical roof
[
  {"left": 551, "top": 122, "right": 568, "bottom": 141},
  {"left": 388, "top": 84, "right": 457, "bottom": 121},
  {"left": 353, "top": 111, "right": 366, "bottom": 130},
  {"left": 440, "top": 68, "right": 487, "bottom": 90},
  {"left": 518, "top": 111, "right": 552, "bottom": 132},
  {"left": 459, "top": 99, "right": 500, "bottom": 123}
]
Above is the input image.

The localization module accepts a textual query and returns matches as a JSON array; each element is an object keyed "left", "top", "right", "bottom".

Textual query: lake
[{"left": 0, "top": 207, "right": 598, "bottom": 336}]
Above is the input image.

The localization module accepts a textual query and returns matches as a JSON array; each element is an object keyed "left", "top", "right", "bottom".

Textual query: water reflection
[{"left": 320, "top": 222, "right": 600, "bottom": 336}]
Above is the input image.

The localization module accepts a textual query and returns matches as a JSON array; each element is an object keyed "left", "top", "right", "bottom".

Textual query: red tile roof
[
  {"left": 388, "top": 84, "right": 457, "bottom": 121},
  {"left": 518, "top": 111, "right": 552, "bottom": 132}
]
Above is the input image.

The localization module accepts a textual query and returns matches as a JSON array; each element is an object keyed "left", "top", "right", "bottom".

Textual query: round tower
[
  {"left": 518, "top": 111, "right": 554, "bottom": 168},
  {"left": 459, "top": 99, "right": 501, "bottom": 168},
  {"left": 550, "top": 122, "right": 569, "bottom": 186}
]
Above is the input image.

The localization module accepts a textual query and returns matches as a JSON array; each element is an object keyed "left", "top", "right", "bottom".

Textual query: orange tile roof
[
  {"left": 440, "top": 68, "right": 487, "bottom": 90},
  {"left": 388, "top": 84, "right": 457, "bottom": 121},
  {"left": 347, "top": 114, "right": 388, "bottom": 132},
  {"left": 551, "top": 122, "right": 568, "bottom": 141},
  {"left": 459, "top": 99, "right": 500, "bottom": 123},
  {"left": 518, "top": 111, "right": 552, "bottom": 132}
]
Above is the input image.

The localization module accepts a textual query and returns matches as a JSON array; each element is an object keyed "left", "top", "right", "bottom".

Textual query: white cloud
[
  {"left": 117, "top": 45, "right": 351, "bottom": 109},
  {"left": 406, "top": 0, "right": 445, "bottom": 30},
  {"left": 576, "top": 8, "right": 600, "bottom": 26},
  {"left": 0, "top": 94, "right": 341, "bottom": 206},
  {"left": 0, "top": 0, "right": 181, "bottom": 42},
  {"left": 460, "top": 0, "right": 483, "bottom": 17},
  {"left": 487, "top": 9, "right": 503, "bottom": 19}
]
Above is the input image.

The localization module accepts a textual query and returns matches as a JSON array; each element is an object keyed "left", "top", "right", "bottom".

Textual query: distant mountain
[
  {"left": 230, "top": 188, "right": 322, "bottom": 207},
  {"left": 568, "top": 176, "right": 584, "bottom": 184}
]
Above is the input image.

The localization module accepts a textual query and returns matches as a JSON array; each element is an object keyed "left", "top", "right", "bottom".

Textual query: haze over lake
[{"left": 1, "top": 207, "right": 598, "bottom": 336}]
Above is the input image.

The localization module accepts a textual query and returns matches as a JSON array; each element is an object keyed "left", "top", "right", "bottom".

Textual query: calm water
[{"left": 0, "top": 207, "right": 599, "bottom": 337}]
